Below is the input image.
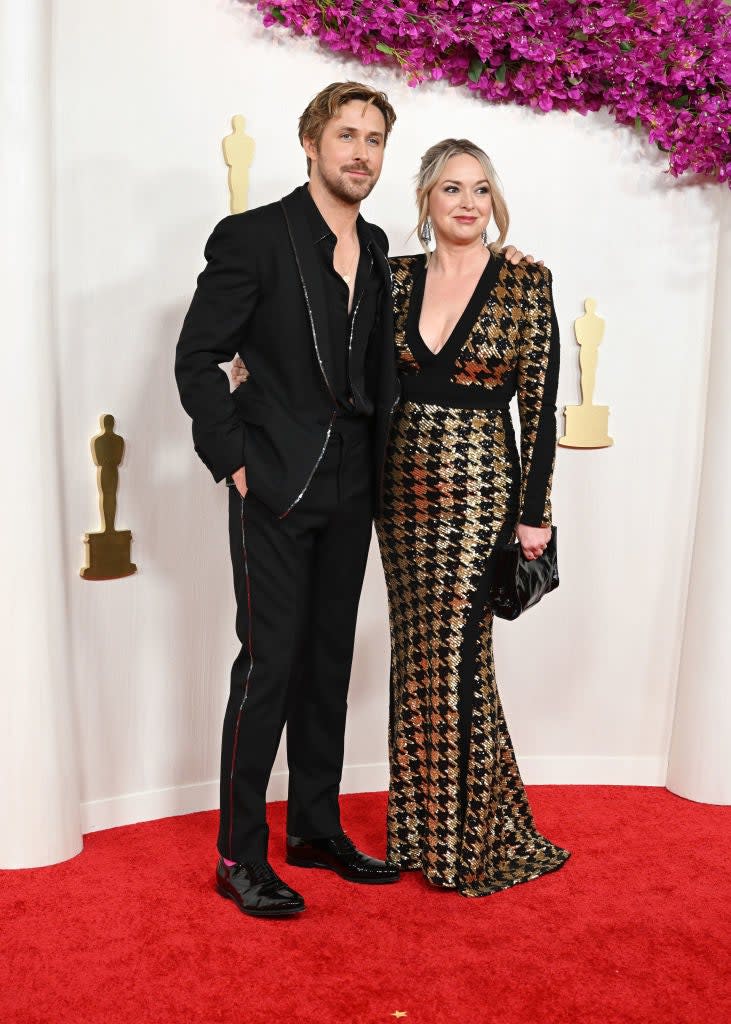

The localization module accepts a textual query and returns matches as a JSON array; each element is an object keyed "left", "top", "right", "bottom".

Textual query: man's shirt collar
[{"left": 300, "top": 183, "right": 372, "bottom": 250}]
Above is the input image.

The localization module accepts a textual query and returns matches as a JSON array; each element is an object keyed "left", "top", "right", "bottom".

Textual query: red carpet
[{"left": 2, "top": 787, "right": 730, "bottom": 1024}]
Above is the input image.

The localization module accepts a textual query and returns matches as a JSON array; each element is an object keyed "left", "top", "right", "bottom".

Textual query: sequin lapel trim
[
  {"left": 346, "top": 251, "right": 373, "bottom": 410},
  {"left": 278, "top": 413, "right": 336, "bottom": 519},
  {"left": 280, "top": 201, "right": 335, "bottom": 404}
]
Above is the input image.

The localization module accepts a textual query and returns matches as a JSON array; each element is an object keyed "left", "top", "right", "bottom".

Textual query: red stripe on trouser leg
[{"left": 227, "top": 496, "right": 255, "bottom": 859}]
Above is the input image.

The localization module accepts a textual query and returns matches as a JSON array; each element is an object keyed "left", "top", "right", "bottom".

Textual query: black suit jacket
[{"left": 175, "top": 185, "right": 399, "bottom": 517}]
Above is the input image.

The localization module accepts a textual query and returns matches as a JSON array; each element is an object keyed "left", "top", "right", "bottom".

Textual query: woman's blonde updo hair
[{"left": 414, "top": 139, "right": 509, "bottom": 263}]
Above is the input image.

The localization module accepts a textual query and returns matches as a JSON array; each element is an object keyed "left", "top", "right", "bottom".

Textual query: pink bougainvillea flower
[{"left": 252, "top": 0, "right": 731, "bottom": 185}]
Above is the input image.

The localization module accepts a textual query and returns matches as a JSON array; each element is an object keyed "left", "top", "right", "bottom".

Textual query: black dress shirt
[{"left": 302, "top": 188, "right": 382, "bottom": 418}]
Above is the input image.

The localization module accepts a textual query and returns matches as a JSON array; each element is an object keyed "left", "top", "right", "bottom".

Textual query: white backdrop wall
[{"left": 44, "top": 0, "right": 724, "bottom": 838}]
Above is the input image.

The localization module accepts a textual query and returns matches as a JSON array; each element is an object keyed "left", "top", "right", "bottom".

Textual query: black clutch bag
[{"left": 491, "top": 528, "right": 559, "bottom": 621}]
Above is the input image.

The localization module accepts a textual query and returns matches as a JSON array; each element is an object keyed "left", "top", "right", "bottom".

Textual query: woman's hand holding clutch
[{"left": 516, "top": 523, "right": 552, "bottom": 561}]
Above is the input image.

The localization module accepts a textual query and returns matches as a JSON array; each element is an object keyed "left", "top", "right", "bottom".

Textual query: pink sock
[{"left": 222, "top": 857, "right": 236, "bottom": 867}]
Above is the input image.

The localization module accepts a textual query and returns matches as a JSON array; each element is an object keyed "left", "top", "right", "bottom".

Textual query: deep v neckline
[{"left": 406, "top": 253, "right": 501, "bottom": 367}]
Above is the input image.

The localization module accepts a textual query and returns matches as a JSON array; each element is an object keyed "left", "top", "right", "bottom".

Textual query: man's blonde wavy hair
[{"left": 298, "top": 81, "right": 397, "bottom": 175}]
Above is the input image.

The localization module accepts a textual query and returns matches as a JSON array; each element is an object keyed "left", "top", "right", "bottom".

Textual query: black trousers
[{"left": 217, "top": 422, "right": 374, "bottom": 862}]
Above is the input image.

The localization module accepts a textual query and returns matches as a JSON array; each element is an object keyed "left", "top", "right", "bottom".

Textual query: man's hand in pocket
[{"left": 231, "top": 466, "right": 248, "bottom": 499}]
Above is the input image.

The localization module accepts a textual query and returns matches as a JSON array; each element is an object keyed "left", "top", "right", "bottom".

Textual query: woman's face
[{"left": 426, "top": 153, "right": 493, "bottom": 248}]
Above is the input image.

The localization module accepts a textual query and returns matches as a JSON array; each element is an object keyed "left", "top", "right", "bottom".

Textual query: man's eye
[{"left": 340, "top": 133, "right": 352, "bottom": 140}]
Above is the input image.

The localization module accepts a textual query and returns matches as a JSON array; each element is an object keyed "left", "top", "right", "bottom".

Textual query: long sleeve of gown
[{"left": 517, "top": 266, "right": 560, "bottom": 527}]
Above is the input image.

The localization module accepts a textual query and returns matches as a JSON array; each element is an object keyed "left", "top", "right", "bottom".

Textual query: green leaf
[
  {"left": 495, "top": 63, "right": 508, "bottom": 83},
  {"left": 634, "top": 116, "right": 643, "bottom": 131},
  {"left": 619, "top": 41, "right": 634, "bottom": 51},
  {"left": 270, "top": 5, "right": 286, "bottom": 23},
  {"left": 671, "top": 94, "right": 691, "bottom": 108},
  {"left": 468, "top": 57, "right": 484, "bottom": 83},
  {"left": 572, "top": 31, "right": 589, "bottom": 41},
  {"left": 376, "top": 42, "right": 394, "bottom": 55}
]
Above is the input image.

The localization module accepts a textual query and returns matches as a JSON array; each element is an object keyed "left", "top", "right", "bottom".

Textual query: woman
[
  {"left": 232, "top": 139, "right": 569, "bottom": 897},
  {"left": 377, "top": 139, "right": 569, "bottom": 897}
]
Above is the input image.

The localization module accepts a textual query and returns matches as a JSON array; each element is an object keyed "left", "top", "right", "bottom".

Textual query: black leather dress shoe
[
  {"left": 216, "top": 859, "right": 305, "bottom": 918},
  {"left": 286, "top": 833, "right": 400, "bottom": 884}
]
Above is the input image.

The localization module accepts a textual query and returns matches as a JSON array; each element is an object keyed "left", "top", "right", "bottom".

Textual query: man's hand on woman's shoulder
[{"left": 501, "top": 245, "right": 544, "bottom": 267}]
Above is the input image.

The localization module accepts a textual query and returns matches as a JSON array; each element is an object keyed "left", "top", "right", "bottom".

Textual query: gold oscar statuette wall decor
[
  {"left": 559, "top": 297, "right": 614, "bottom": 449},
  {"left": 222, "top": 114, "right": 255, "bottom": 214},
  {"left": 80, "top": 414, "right": 137, "bottom": 580}
]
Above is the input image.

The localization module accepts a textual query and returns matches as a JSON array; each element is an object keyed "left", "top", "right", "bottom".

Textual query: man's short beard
[{"left": 319, "top": 164, "right": 376, "bottom": 205}]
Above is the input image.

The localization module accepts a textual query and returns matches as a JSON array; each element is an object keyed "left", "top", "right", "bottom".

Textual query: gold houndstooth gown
[{"left": 377, "top": 253, "right": 570, "bottom": 897}]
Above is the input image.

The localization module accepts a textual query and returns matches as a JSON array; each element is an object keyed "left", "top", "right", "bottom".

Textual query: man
[
  {"left": 176, "top": 81, "right": 532, "bottom": 919},
  {"left": 175, "top": 82, "right": 400, "bottom": 918}
]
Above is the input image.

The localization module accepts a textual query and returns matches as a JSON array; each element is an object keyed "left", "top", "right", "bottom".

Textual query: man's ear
[{"left": 302, "top": 135, "right": 318, "bottom": 164}]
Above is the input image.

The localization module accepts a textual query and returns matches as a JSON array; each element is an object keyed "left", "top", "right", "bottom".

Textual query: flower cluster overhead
[{"left": 257, "top": 0, "right": 731, "bottom": 184}]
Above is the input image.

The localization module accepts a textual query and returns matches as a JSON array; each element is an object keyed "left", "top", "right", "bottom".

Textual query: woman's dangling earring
[
  {"left": 481, "top": 227, "right": 489, "bottom": 247},
  {"left": 421, "top": 219, "right": 432, "bottom": 245}
]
